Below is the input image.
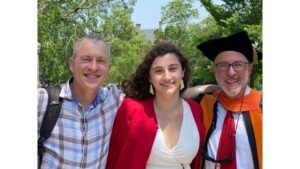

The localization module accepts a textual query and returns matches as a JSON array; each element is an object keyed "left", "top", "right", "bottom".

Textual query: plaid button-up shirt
[{"left": 38, "top": 79, "right": 125, "bottom": 169}]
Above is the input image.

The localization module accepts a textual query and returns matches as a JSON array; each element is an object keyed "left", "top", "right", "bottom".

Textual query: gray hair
[{"left": 72, "top": 33, "right": 111, "bottom": 62}]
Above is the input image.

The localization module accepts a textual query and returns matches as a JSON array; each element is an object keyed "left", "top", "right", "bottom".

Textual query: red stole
[{"left": 216, "top": 111, "right": 237, "bottom": 169}]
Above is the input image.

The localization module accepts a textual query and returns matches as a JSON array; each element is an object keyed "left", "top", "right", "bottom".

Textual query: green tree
[
  {"left": 101, "top": 0, "right": 152, "bottom": 85},
  {"left": 188, "top": 16, "right": 223, "bottom": 85},
  {"left": 155, "top": 0, "right": 199, "bottom": 45}
]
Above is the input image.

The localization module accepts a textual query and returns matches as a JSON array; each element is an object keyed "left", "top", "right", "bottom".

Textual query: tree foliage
[
  {"left": 39, "top": 0, "right": 262, "bottom": 89},
  {"left": 188, "top": 17, "right": 223, "bottom": 85},
  {"left": 155, "top": 0, "right": 199, "bottom": 45},
  {"left": 101, "top": 1, "right": 152, "bottom": 85}
]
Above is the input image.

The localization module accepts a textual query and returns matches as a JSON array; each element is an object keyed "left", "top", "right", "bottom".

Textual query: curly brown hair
[{"left": 122, "top": 42, "right": 191, "bottom": 100}]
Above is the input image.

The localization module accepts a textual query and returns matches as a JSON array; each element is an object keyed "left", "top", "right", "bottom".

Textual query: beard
[{"left": 216, "top": 74, "right": 250, "bottom": 99}]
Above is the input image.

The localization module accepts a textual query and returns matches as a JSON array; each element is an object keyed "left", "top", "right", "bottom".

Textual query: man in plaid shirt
[{"left": 38, "top": 34, "right": 125, "bottom": 169}]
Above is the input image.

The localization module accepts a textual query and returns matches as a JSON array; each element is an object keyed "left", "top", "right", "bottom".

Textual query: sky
[{"left": 131, "top": 0, "right": 209, "bottom": 29}]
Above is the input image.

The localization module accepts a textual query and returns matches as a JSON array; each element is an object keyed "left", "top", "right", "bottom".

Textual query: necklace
[
  {"left": 160, "top": 109, "right": 180, "bottom": 124},
  {"left": 154, "top": 99, "right": 183, "bottom": 126}
]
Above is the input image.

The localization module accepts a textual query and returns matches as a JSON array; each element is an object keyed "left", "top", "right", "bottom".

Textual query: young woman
[{"left": 105, "top": 43, "right": 205, "bottom": 169}]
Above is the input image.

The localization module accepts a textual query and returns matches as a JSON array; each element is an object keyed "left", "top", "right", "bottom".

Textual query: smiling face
[
  {"left": 149, "top": 53, "right": 185, "bottom": 98},
  {"left": 69, "top": 38, "right": 111, "bottom": 93},
  {"left": 213, "top": 51, "right": 253, "bottom": 98}
]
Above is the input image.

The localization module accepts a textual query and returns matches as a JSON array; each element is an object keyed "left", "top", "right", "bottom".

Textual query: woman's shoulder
[
  {"left": 118, "top": 97, "right": 155, "bottom": 124},
  {"left": 122, "top": 97, "right": 149, "bottom": 105},
  {"left": 183, "top": 98, "right": 201, "bottom": 109},
  {"left": 121, "top": 97, "right": 153, "bottom": 111},
  {"left": 122, "top": 97, "right": 139, "bottom": 104}
]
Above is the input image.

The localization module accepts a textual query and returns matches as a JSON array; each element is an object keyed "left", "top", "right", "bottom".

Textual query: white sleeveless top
[{"left": 146, "top": 99, "right": 200, "bottom": 169}]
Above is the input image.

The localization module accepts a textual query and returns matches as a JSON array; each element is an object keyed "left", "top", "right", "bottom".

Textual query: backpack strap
[{"left": 38, "top": 85, "right": 62, "bottom": 168}]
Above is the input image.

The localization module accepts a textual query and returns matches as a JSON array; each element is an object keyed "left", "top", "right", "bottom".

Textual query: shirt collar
[{"left": 61, "top": 77, "right": 101, "bottom": 108}]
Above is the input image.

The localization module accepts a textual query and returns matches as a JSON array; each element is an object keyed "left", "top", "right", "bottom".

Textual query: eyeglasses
[{"left": 214, "top": 61, "right": 249, "bottom": 71}]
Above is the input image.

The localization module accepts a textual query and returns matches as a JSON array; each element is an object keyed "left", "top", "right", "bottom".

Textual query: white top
[
  {"left": 204, "top": 86, "right": 254, "bottom": 169},
  {"left": 146, "top": 99, "right": 200, "bottom": 169}
]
